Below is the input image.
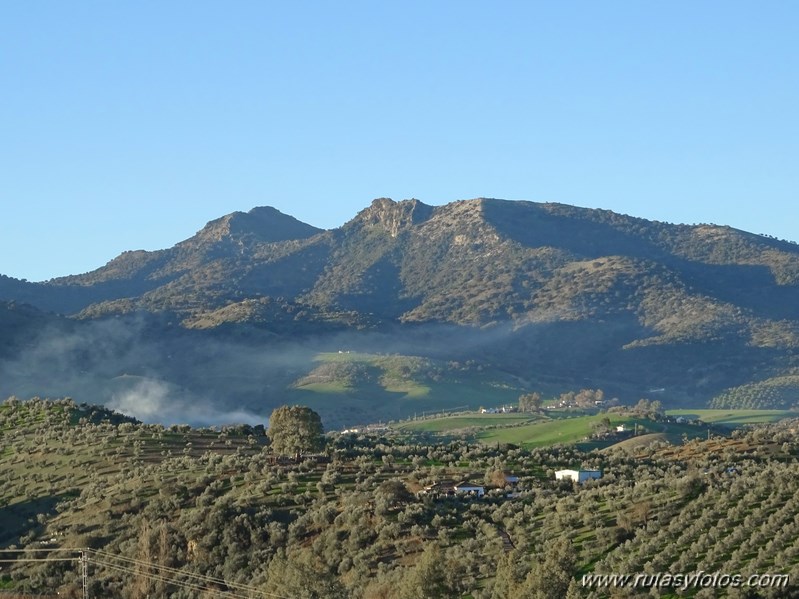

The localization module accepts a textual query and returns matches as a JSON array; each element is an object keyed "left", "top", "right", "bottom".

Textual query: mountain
[
  {"left": 0, "top": 300, "right": 62, "bottom": 358},
  {"left": 1, "top": 198, "right": 798, "bottom": 425}
]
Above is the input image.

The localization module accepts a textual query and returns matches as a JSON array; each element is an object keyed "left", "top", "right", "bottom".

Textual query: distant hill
[
  {"left": 1, "top": 198, "right": 798, "bottom": 424},
  {"left": 0, "top": 300, "right": 63, "bottom": 358}
]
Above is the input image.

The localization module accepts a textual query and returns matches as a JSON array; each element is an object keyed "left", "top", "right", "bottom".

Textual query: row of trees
[
  {"left": 518, "top": 388, "right": 607, "bottom": 411},
  {"left": 516, "top": 388, "right": 670, "bottom": 417}
]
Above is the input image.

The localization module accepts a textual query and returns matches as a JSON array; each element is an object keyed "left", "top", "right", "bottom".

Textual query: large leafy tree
[
  {"left": 268, "top": 405, "right": 324, "bottom": 459},
  {"left": 518, "top": 391, "right": 542, "bottom": 413}
]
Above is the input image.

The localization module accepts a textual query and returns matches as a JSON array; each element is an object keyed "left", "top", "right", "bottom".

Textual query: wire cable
[
  {"left": 89, "top": 548, "right": 278, "bottom": 596},
  {"left": 0, "top": 558, "right": 80, "bottom": 563},
  {"left": 89, "top": 551, "right": 290, "bottom": 599},
  {"left": 90, "top": 558, "right": 255, "bottom": 599},
  {"left": 0, "top": 547, "right": 291, "bottom": 599},
  {"left": 0, "top": 548, "right": 83, "bottom": 553}
]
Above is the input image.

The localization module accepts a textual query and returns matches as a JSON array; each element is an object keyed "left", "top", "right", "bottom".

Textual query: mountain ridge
[
  {"left": 2, "top": 197, "right": 798, "bottom": 337},
  {"left": 1, "top": 197, "right": 798, "bottom": 423}
]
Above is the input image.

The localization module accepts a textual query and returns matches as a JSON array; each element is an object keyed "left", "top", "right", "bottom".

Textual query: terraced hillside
[{"left": 3, "top": 399, "right": 799, "bottom": 597}]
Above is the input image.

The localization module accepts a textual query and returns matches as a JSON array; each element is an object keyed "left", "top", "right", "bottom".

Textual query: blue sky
[{"left": 2, "top": 1, "right": 797, "bottom": 282}]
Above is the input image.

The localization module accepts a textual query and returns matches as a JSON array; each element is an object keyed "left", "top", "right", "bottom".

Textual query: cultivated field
[
  {"left": 665, "top": 408, "right": 796, "bottom": 425},
  {"left": 393, "top": 408, "right": 798, "bottom": 450}
]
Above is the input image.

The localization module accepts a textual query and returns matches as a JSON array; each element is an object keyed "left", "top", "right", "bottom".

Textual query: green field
[
  {"left": 666, "top": 408, "right": 796, "bottom": 425},
  {"left": 293, "top": 351, "right": 799, "bottom": 432},
  {"left": 396, "top": 413, "right": 538, "bottom": 432},
  {"left": 396, "top": 408, "right": 797, "bottom": 449},
  {"left": 395, "top": 411, "right": 642, "bottom": 447},
  {"left": 477, "top": 414, "right": 638, "bottom": 447},
  {"left": 290, "top": 352, "right": 524, "bottom": 426}
]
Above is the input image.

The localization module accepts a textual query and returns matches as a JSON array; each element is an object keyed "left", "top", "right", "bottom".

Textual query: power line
[
  {"left": 89, "top": 549, "right": 290, "bottom": 599},
  {"left": 0, "top": 547, "right": 292, "bottom": 599},
  {"left": 91, "top": 549, "right": 233, "bottom": 585},
  {"left": 0, "top": 548, "right": 81, "bottom": 563},
  {"left": 0, "top": 549, "right": 84, "bottom": 597},
  {"left": 90, "top": 559, "right": 254, "bottom": 599},
  {"left": 0, "top": 549, "right": 82, "bottom": 565},
  {"left": 0, "top": 558, "right": 80, "bottom": 563},
  {"left": 0, "top": 547, "right": 83, "bottom": 553}
]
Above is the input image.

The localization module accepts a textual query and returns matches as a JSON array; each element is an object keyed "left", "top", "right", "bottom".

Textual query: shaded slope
[{"left": 1, "top": 197, "right": 799, "bottom": 420}]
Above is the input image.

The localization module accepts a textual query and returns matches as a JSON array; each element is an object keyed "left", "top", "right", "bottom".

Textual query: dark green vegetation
[
  {"left": 267, "top": 405, "right": 324, "bottom": 458},
  {"left": 3, "top": 399, "right": 799, "bottom": 598},
  {"left": 710, "top": 374, "right": 799, "bottom": 410},
  {"left": 1, "top": 198, "right": 798, "bottom": 426}
]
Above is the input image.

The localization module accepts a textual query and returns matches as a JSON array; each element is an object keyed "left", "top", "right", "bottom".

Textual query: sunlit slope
[
  {"left": 396, "top": 409, "right": 796, "bottom": 449},
  {"left": 289, "top": 352, "right": 524, "bottom": 423}
]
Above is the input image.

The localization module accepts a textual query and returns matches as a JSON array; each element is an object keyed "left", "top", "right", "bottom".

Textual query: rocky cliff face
[{"left": 348, "top": 198, "right": 434, "bottom": 237}]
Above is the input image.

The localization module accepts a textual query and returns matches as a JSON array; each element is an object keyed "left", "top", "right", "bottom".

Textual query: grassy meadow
[
  {"left": 395, "top": 413, "right": 539, "bottom": 432},
  {"left": 290, "top": 351, "right": 523, "bottom": 425},
  {"left": 394, "top": 408, "right": 798, "bottom": 450},
  {"left": 665, "top": 408, "right": 796, "bottom": 425}
]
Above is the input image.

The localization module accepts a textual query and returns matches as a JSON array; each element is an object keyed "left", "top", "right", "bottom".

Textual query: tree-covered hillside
[
  {"left": 1, "top": 198, "right": 798, "bottom": 420},
  {"left": 2, "top": 399, "right": 798, "bottom": 597},
  {"left": 4, "top": 198, "right": 798, "bottom": 335}
]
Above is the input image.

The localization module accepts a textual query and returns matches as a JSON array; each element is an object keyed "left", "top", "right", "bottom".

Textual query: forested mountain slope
[{"left": 1, "top": 198, "right": 798, "bottom": 421}]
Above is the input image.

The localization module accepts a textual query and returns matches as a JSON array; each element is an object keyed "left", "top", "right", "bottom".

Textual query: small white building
[
  {"left": 454, "top": 481, "right": 485, "bottom": 497},
  {"left": 555, "top": 469, "right": 602, "bottom": 484}
]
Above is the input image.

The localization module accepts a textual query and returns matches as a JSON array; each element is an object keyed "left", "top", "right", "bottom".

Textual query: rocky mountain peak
[
  {"left": 351, "top": 198, "right": 434, "bottom": 237},
  {"left": 193, "top": 206, "right": 322, "bottom": 245}
]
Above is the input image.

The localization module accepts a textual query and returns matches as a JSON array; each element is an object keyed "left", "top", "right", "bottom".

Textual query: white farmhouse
[
  {"left": 454, "top": 481, "right": 485, "bottom": 497},
  {"left": 555, "top": 469, "right": 602, "bottom": 484}
]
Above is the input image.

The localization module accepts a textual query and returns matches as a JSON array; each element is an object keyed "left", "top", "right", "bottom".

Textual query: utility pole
[{"left": 81, "top": 549, "right": 88, "bottom": 599}]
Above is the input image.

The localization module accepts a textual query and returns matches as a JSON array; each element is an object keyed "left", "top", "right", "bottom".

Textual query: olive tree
[{"left": 268, "top": 405, "right": 324, "bottom": 459}]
